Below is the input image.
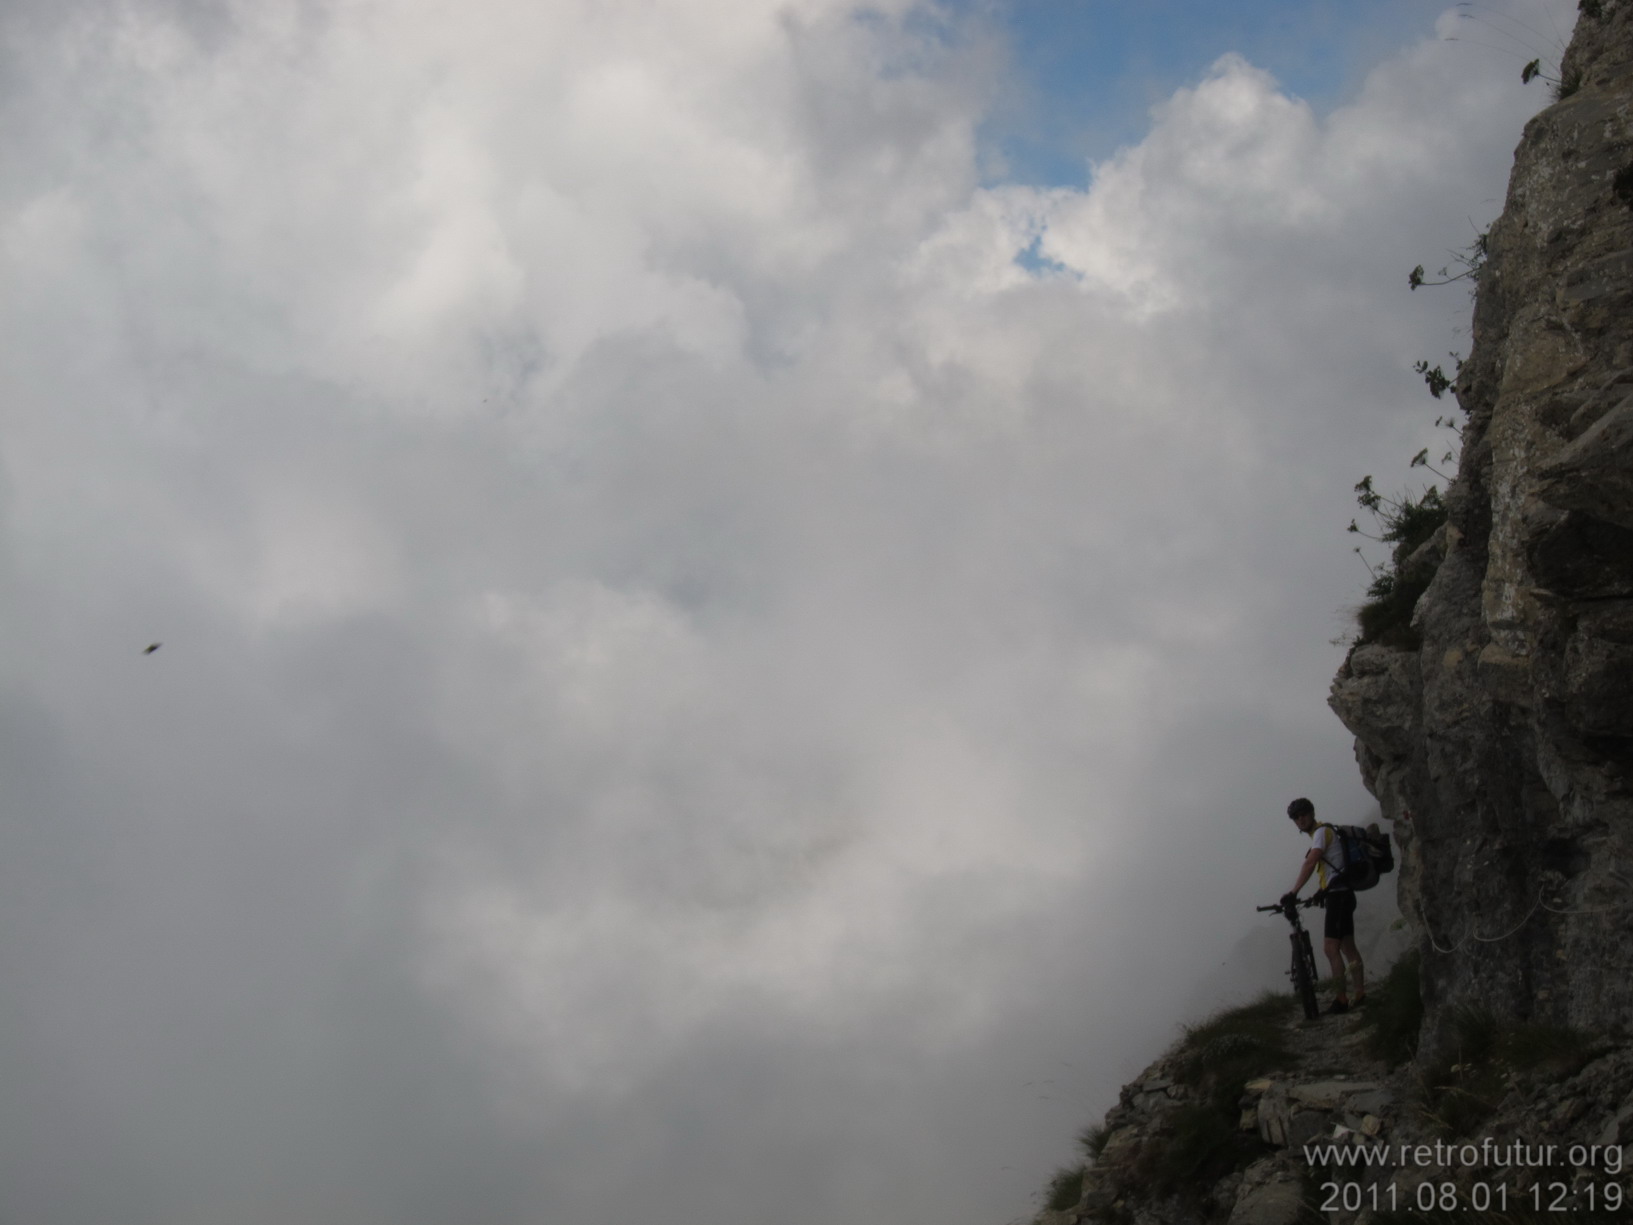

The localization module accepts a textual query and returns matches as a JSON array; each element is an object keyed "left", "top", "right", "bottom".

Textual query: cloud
[{"left": 0, "top": 1, "right": 1571, "bottom": 1221}]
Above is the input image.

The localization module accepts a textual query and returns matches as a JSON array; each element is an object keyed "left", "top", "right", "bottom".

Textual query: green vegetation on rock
[
  {"left": 1046, "top": 1164, "right": 1087, "bottom": 1212},
  {"left": 1420, "top": 1009, "right": 1604, "bottom": 1137},
  {"left": 1356, "top": 948, "right": 1424, "bottom": 1066},
  {"left": 1107, "top": 993, "right": 1294, "bottom": 1204},
  {"left": 1349, "top": 480, "right": 1448, "bottom": 648}
]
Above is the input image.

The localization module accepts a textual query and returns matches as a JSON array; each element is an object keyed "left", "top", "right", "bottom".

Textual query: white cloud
[{"left": 0, "top": 1, "right": 1573, "bottom": 1221}]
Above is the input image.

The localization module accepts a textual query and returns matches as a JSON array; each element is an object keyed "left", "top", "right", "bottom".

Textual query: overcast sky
[{"left": 0, "top": 1, "right": 1574, "bottom": 1222}]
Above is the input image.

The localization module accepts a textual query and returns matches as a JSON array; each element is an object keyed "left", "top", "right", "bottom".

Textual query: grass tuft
[
  {"left": 1174, "top": 990, "right": 1295, "bottom": 1108},
  {"left": 1356, "top": 949, "right": 1423, "bottom": 1066},
  {"left": 1419, "top": 1008, "right": 1507, "bottom": 1135},
  {"left": 1418, "top": 1008, "right": 1601, "bottom": 1137},
  {"left": 1078, "top": 1121, "right": 1112, "bottom": 1160},
  {"left": 1498, "top": 1022, "right": 1598, "bottom": 1074},
  {"left": 1099, "top": 991, "right": 1292, "bottom": 1204},
  {"left": 1044, "top": 1164, "right": 1085, "bottom": 1212}
]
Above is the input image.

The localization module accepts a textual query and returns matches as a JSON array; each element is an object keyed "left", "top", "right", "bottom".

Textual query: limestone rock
[
  {"left": 1051, "top": 1018, "right": 1633, "bottom": 1225},
  {"left": 1328, "top": 0, "right": 1633, "bottom": 1051},
  {"left": 1226, "top": 1159, "right": 1302, "bottom": 1225},
  {"left": 1345, "top": 1088, "right": 1394, "bottom": 1116},
  {"left": 1535, "top": 396, "right": 1633, "bottom": 531},
  {"left": 1329, "top": 646, "right": 1418, "bottom": 760},
  {"left": 1289, "top": 1080, "right": 1382, "bottom": 1109},
  {"left": 1256, "top": 1084, "right": 1291, "bottom": 1146},
  {"left": 1099, "top": 1126, "right": 1139, "bottom": 1162},
  {"left": 1597, "top": 1102, "right": 1633, "bottom": 1147}
]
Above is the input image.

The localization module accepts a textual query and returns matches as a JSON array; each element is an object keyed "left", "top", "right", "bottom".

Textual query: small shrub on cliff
[
  {"left": 1352, "top": 227, "right": 1476, "bottom": 649},
  {"left": 1350, "top": 481, "right": 1448, "bottom": 648},
  {"left": 1520, "top": 58, "right": 1584, "bottom": 101},
  {"left": 1409, "top": 230, "right": 1488, "bottom": 295}
]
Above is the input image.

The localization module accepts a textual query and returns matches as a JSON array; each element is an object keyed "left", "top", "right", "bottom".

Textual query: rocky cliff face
[
  {"left": 1036, "top": 985, "right": 1633, "bottom": 1225},
  {"left": 1329, "top": 0, "right": 1633, "bottom": 1058},
  {"left": 1027, "top": 8, "right": 1633, "bottom": 1224}
]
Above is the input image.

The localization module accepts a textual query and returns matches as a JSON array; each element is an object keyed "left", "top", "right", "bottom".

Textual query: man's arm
[{"left": 1286, "top": 846, "right": 1324, "bottom": 900}]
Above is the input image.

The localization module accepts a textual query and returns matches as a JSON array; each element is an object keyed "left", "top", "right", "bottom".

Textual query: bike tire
[
  {"left": 1299, "top": 930, "right": 1320, "bottom": 991},
  {"left": 1291, "top": 931, "right": 1319, "bottom": 1020}
]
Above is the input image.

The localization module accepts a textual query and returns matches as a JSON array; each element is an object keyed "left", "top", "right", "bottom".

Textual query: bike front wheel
[{"left": 1290, "top": 930, "right": 1319, "bottom": 1020}]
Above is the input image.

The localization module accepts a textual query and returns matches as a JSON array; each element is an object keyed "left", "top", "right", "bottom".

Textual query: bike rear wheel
[{"left": 1290, "top": 931, "right": 1319, "bottom": 1020}]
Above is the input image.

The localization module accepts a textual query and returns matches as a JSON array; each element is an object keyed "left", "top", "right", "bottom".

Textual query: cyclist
[{"left": 1281, "top": 797, "right": 1365, "bottom": 1013}]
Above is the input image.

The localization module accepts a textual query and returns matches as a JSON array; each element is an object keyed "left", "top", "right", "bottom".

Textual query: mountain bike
[{"left": 1256, "top": 894, "right": 1322, "bottom": 1020}]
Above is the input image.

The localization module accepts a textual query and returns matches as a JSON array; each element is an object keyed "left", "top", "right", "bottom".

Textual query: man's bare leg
[
  {"left": 1339, "top": 936, "right": 1365, "bottom": 1001},
  {"left": 1323, "top": 937, "right": 1348, "bottom": 1002}
]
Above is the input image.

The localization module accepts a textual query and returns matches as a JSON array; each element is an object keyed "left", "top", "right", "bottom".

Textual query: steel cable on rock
[{"left": 1412, "top": 886, "right": 1623, "bottom": 955}]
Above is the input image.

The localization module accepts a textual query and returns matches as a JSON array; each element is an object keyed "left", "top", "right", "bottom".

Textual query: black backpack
[{"left": 1324, "top": 823, "right": 1394, "bottom": 891}]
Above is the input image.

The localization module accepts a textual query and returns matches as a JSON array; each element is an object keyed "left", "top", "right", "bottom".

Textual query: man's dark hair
[{"left": 1286, "top": 797, "right": 1315, "bottom": 819}]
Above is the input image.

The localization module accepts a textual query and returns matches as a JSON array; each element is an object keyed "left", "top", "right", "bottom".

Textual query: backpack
[{"left": 1322, "top": 823, "right": 1394, "bottom": 891}]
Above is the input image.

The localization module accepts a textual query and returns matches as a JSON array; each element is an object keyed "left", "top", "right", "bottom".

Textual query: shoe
[
  {"left": 1324, "top": 999, "right": 1350, "bottom": 1015},
  {"left": 1352, "top": 994, "right": 1368, "bottom": 1008}
]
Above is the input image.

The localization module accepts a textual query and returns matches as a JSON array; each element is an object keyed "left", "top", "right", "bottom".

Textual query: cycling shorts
[{"left": 1323, "top": 889, "right": 1356, "bottom": 940}]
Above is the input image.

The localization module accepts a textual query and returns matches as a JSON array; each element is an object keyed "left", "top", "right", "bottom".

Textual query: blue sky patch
[{"left": 957, "top": 0, "right": 1569, "bottom": 187}]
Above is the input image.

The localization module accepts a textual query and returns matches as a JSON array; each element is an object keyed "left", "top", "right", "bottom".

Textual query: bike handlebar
[{"left": 1256, "top": 894, "right": 1323, "bottom": 913}]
